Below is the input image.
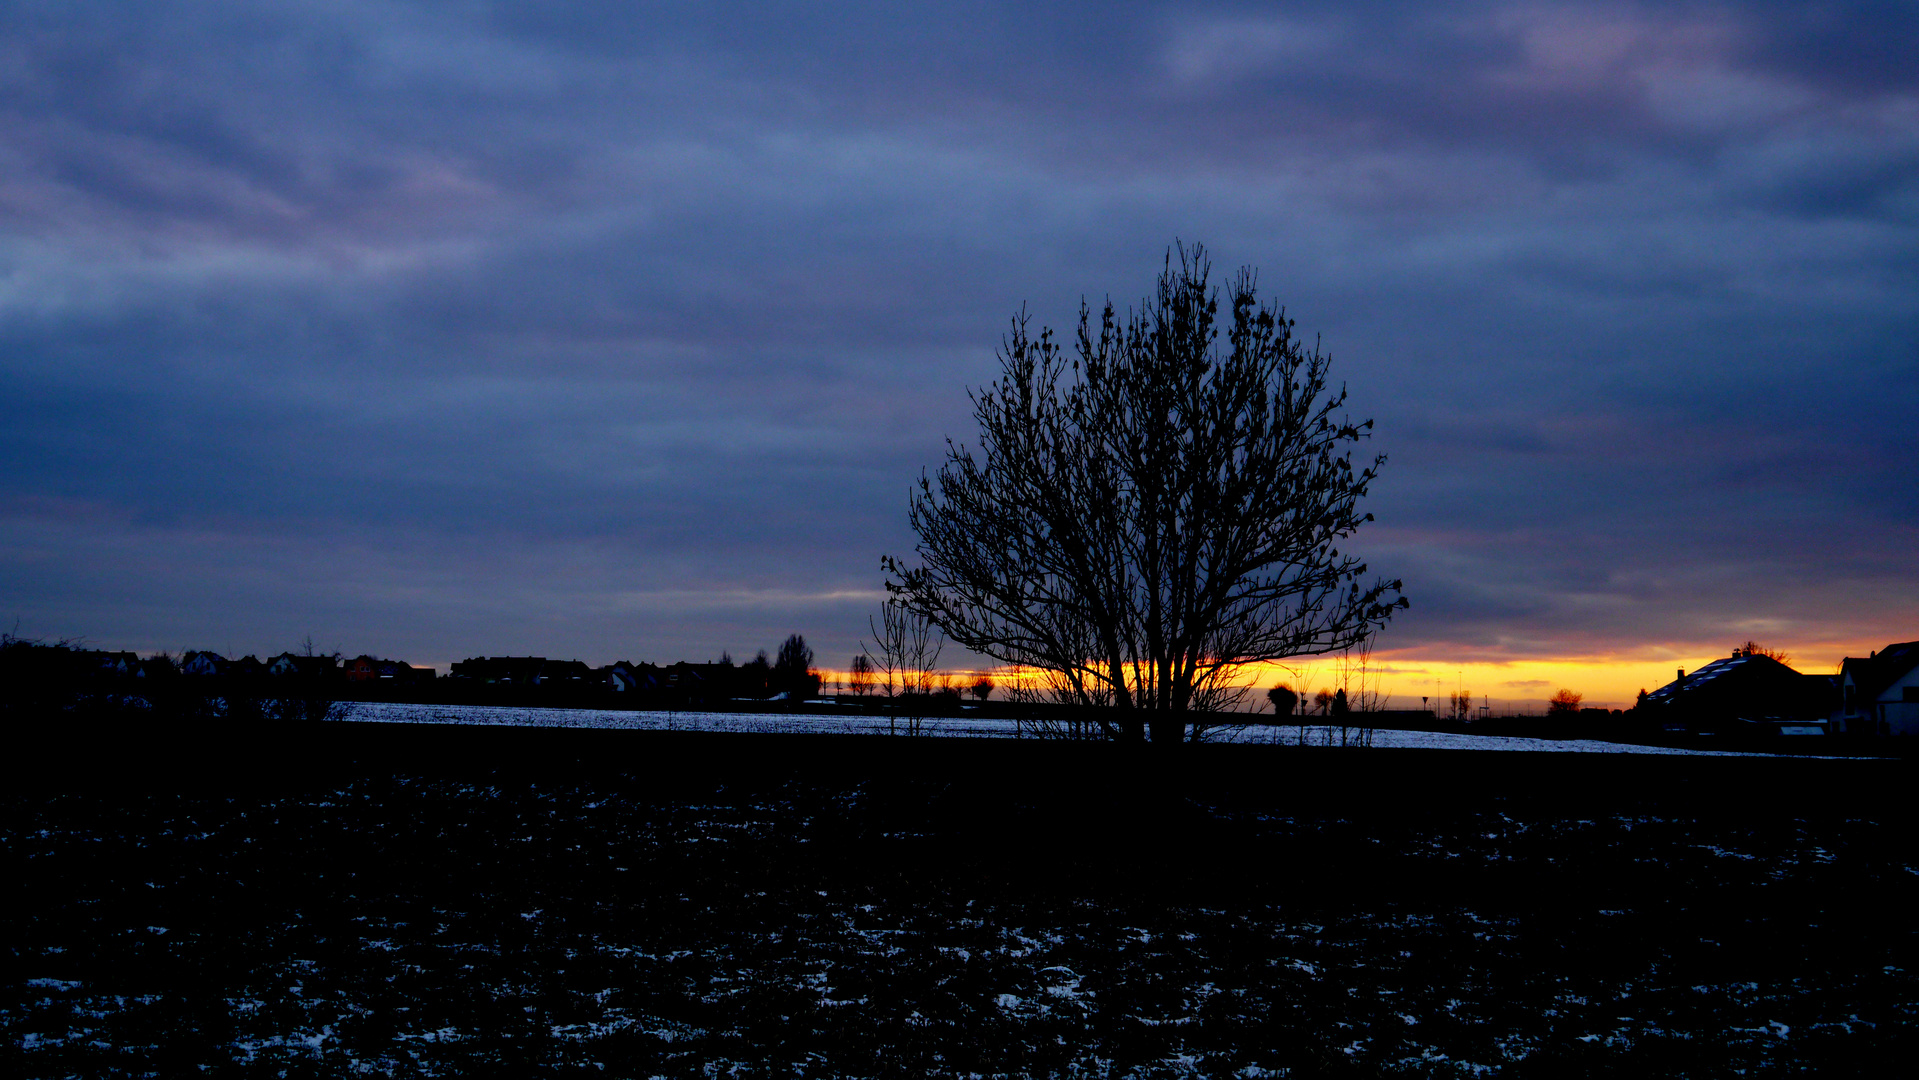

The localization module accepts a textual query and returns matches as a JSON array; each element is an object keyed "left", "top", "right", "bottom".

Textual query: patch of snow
[
  {"left": 334, "top": 703, "right": 1829, "bottom": 756},
  {"left": 552, "top": 1018, "right": 635, "bottom": 1042}
]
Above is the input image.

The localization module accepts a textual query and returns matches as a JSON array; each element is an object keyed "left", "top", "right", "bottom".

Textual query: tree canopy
[
  {"left": 772, "top": 633, "right": 818, "bottom": 700},
  {"left": 886, "top": 244, "right": 1406, "bottom": 745}
]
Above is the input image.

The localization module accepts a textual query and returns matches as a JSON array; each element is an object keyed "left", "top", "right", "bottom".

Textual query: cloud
[
  {"left": 1163, "top": 16, "right": 1342, "bottom": 85},
  {"left": 1, "top": 1, "right": 1914, "bottom": 669}
]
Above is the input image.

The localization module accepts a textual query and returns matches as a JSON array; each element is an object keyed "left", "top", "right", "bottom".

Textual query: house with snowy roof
[{"left": 1834, "top": 641, "right": 1919, "bottom": 736}]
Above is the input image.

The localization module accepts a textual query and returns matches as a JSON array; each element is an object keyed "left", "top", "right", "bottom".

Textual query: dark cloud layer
[{"left": 3, "top": 1, "right": 1915, "bottom": 674}]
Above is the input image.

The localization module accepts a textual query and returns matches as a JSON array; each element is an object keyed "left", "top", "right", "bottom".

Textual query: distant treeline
[
  {"left": 2, "top": 633, "right": 1872, "bottom": 750},
  {"left": 0, "top": 633, "right": 845, "bottom": 718},
  {"left": 442, "top": 648, "right": 826, "bottom": 708}
]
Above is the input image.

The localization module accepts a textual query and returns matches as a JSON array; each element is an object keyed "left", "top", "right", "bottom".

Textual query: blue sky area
[{"left": 2, "top": 2, "right": 1914, "bottom": 701}]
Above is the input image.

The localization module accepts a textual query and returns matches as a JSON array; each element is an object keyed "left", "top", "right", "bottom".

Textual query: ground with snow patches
[{"left": 4, "top": 723, "right": 1913, "bottom": 1077}]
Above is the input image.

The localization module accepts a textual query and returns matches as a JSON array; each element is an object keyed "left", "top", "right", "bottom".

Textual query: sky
[{"left": 3, "top": 1, "right": 1915, "bottom": 709}]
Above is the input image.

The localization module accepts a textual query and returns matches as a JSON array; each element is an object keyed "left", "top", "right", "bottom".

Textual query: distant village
[
  {"left": 2, "top": 642, "right": 834, "bottom": 711},
  {"left": 3, "top": 635, "right": 1917, "bottom": 741}
]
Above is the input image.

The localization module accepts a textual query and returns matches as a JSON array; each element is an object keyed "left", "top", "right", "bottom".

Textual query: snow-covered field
[{"left": 339, "top": 700, "right": 1793, "bottom": 756}]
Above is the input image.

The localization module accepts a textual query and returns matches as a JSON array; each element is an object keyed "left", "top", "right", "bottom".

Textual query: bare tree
[
  {"left": 863, "top": 602, "right": 944, "bottom": 735},
  {"left": 848, "top": 655, "right": 874, "bottom": 697},
  {"left": 1006, "top": 669, "right": 1103, "bottom": 741},
  {"left": 1547, "top": 689, "right": 1583, "bottom": 717},
  {"left": 904, "top": 618, "right": 943, "bottom": 699},
  {"left": 1735, "top": 640, "right": 1793, "bottom": 667},
  {"left": 886, "top": 243, "right": 1406, "bottom": 746},
  {"left": 1334, "top": 633, "right": 1389, "bottom": 712},
  {"left": 1317, "top": 633, "right": 1387, "bottom": 747}
]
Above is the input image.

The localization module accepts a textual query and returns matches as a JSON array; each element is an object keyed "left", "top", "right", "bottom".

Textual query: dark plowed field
[{"left": 5, "top": 724, "right": 1916, "bottom": 1077}]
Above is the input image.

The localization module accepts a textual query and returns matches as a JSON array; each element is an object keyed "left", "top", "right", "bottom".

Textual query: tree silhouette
[
  {"left": 740, "top": 650, "right": 771, "bottom": 698},
  {"left": 863, "top": 602, "right": 945, "bottom": 735},
  {"left": 886, "top": 243, "right": 1406, "bottom": 746},
  {"left": 772, "top": 634, "right": 819, "bottom": 700},
  {"left": 1547, "top": 689, "right": 1583, "bottom": 716},
  {"left": 848, "top": 655, "right": 874, "bottom": 697},
  {"left": 1735, "top": 640, "right": 1793, "bottom": 667}
]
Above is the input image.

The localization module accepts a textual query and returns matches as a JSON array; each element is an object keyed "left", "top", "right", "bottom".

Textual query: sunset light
[{"left": 7, "top": 4, "right": 1917, "bottom": 1074}]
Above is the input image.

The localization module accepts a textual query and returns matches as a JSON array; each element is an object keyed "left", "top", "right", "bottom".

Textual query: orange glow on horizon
[{"left": 816, "top": 634, "right": 1898, "bottom": 713}]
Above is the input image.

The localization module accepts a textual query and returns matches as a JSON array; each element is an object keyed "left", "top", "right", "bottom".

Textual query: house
[
  {"left": 539, "top": 660, "right": 594, "bottom": 685},
  {"left": 266, "top": 652, "right": 338, "bottom": 679},
  {"left": 452, "top": 656, "right": 529, "bottom": 684},
  {"left": 598, "top": 664, "right": 635, "bottom": 693},
  {"left": 76, "top": 650, "right": 141, "bottom": 678},
  {"left": 597, "top": 661, "right": 668, "bottom": 696},
  {"left": 632, "top": 662, "right": 665, "bottom": 693},
  {"left": 450, "top": 657, "right": 547, "bottom": 685},
  {"left": 597, "top": 661, "right": 655, "bottom": 693},
  {"left": 342, "top": 655, "right": 431, "bottom": 682},
  {"left": 1834, "top": 641, "right": 1919, "bottom": 736},
  {"left": 1641, "top": 649, "right": 1835, "bottom": 735},
  {"left": 384, "top": 658, "right": 432, "bottom": 680},
  {"left": 179, "top": 651, "right": 227, "bottom": 677},
  {"left": 664, "top": 662, "right": 726, "bottom": 705}
]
